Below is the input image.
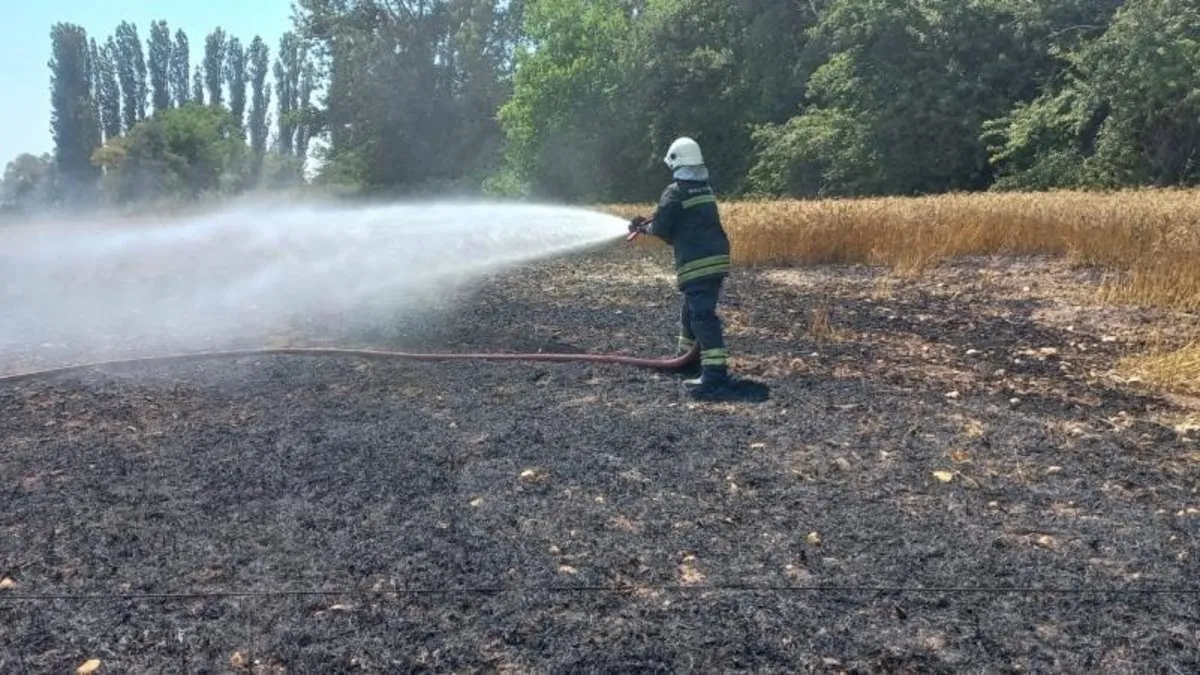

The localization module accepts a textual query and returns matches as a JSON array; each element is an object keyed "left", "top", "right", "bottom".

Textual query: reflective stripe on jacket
[{"left": 646, "top": 180, "right": 731, "bottom": 288}]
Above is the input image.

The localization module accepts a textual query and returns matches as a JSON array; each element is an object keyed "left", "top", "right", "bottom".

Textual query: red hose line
[{"left": 0, "top": 345, "right": 701, "bottom": 386}]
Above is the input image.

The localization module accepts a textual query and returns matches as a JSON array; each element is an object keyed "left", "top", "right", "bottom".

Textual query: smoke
[{"left": 0, "top": 199, "right": 627, "bottom": 368}]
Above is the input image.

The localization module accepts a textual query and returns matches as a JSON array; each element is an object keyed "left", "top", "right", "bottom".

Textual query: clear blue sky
[{"left": 1, "top": 1, "right": 295, "bottom": 166}]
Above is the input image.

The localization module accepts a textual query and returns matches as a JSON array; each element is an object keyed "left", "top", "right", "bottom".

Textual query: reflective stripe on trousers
[{"left": 679, "top": 276, "right": 727, "bottom": 370}]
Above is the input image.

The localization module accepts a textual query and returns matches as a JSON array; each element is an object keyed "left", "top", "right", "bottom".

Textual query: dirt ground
[{"left": 1, "top": 240, "right": 1198, "bottom": 673}]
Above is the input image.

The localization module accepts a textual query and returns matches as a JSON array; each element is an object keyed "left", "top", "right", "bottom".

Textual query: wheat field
[{"left": 605, "top": 189, "right": 1200, "bottom": 396}]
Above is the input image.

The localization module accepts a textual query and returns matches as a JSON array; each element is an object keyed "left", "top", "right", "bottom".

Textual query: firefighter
[{"left": 629, "top": 137, "right": 732, "bottom": 394}]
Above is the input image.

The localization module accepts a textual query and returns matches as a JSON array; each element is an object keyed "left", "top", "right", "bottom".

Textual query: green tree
[
  {"left": 114, "top": 21, "right": 147, "bottom": 131},
  {"left": 1083, "top": 0, "right": 1200, "bottom": 185},
  {"left": 619, "top": 0, "right": 798, "bottom": 197},
  {"left": 1023, "top": 0, "right": 1126, "bottom": 51},
  {"left": 148, "top": 20, "right": 172, "bottom": 112},
  {"left": 88, "top": 39, "right": 104, "bottom": 141},
  {"left": 95, "top": 38, "right": 122, "bottom": 141},
  {"left": 497, "top": 0, "right": 632, "bottom": 201},
  {"left": 745, "top": 0, "right": 1054, "bottom": 197},
  {"left": 225, "top": 37, "right": 248, "bottom": 131},
  {"left": 735, "top": 0, "right": 825, "bottom": 124},
  {"left": 247, "top": 36, "right": 272, "bottom": 177},
  {"left": 192, "top": 65, "right": 205, "bottom": 105},
  {"left": 205, "top": 28, "right": 227, "bottom": 107},
  {"left": 49, "top": 23, "right": 101, "bottom": 200},
  {"left": 746, "top": 105, "right": 875, "bottom": 197},
  {"left": 1, "top": 153, "right": 54, "bottom": 210},
  {"left": 987, "top": 0, "right": 1200, "bottom": 189},
  {"left": 273, "top": 31, "right": 301, "bottom": 157},
  {"left": 295, "top": 58, "right": 316, "bottom": 161},
  {"left": 93, "top": 105, "right": 248, "bottom": 202},
  {"left": 296, "top": 0, "right": 521, "bottom": 192},
  {"left": 170, "top": 30, "right": 191, "bottom": 107}
]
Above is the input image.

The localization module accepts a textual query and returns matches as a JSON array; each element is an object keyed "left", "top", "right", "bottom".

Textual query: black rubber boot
[{"left": 685, "top": 366, "right": 731, "bottom": 395}]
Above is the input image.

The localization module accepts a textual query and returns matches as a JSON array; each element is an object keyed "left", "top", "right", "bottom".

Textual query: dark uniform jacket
[{"left": 647, "top": 180, "right": 731, "bottom": 288}]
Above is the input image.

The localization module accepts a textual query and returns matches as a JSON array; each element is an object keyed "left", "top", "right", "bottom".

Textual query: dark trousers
[{"left": 679, "top": 276, "right": 728, "bottom": 372}]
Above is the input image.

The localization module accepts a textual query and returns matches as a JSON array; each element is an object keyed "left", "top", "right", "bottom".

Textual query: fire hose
[
  {"left": 0, "top": 345, "right": 700, "bottom": 386},
  {"left": 0, "top": 225, "right": 699, "bottom": 386}
]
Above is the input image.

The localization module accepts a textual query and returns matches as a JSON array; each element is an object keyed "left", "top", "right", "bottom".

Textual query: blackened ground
[{"left": 1, "top": 241, "right": 1198, "bottom": 673}]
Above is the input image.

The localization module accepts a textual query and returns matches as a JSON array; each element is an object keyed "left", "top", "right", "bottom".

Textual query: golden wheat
[{"left": 607, "top": 188, "right": 1200, "bottom": 311}]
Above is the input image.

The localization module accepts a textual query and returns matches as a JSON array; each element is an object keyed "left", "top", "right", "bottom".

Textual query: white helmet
[{"left": 664, "top": 137, "right": 704, "bottom": 170}]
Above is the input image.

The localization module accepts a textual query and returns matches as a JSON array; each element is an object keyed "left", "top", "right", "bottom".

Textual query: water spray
[{"left": 0, "top": 200, "right": 695, "bottom": 384}]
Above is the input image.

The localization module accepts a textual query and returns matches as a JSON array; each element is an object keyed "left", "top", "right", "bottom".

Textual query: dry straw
[
  {"left": 609, "top": 188, "right": 1200, "bottom": 310},
  {"left": 1119, "top": 340, "right": 1200, "bottom": 398}
]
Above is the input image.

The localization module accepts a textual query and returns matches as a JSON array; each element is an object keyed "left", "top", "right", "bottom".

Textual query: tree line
[
  {"left": 4, "top": 20, "right": 315, "bottom": 211},
  {"left": 5, "top": 0, "right": 1199, "bottom": 212},
  {"left": 488, "top": 0, "right": 1198, "bottom": 202}
]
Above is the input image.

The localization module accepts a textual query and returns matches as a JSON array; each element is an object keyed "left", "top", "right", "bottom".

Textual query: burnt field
[{"left": 2, "top": 240, "right": 1198, "bottom": 672}]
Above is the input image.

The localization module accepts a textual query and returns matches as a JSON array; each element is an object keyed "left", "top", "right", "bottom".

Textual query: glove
[{"left": 628, "top": 215, "right": 648, "bottom": 234}]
